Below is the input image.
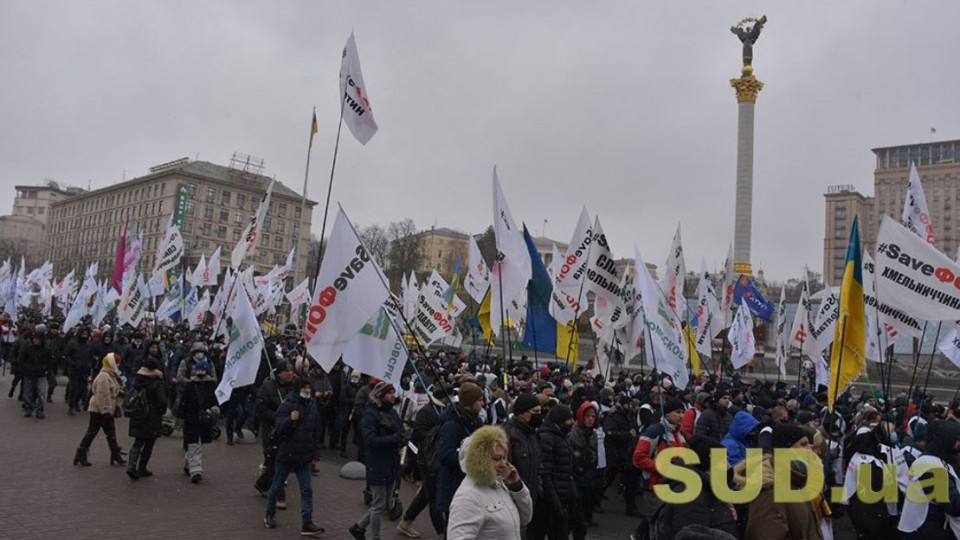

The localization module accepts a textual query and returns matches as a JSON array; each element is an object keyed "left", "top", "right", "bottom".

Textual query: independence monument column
[{"left": 730, "top": 16, "right": 767, "bottom": 276}]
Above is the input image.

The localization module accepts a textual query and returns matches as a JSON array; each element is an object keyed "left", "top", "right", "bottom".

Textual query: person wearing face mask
[
  {"left": 841, "top": 421, "right": 903, "bottom": 538},
  {"left": 64, "top": 327, "right": 97, "bottom": 415},
  {"left": 504, "top": 392, "right": 542, "bottom": 512},
  {"left": 528, "top": 404, "right": 576, "bottom": 540},
  {"left": 446, "top": 426, "right": 532, "bottom": 539},
  {"left": 568, "top": 402, "right": 602, "bottom": 539},
  {"left": 175, "top": 341, "right": 218, "bottom": 384},
  {"left": 254, "top": 360, "right": 295, "bottom": 506},
  {"left": 264, "top": 379, "right": 325, "bottom": 537},
  {"left": 176, "top": 359, "right": 219, "bottom": 484},
  {"left": 899, "top": 420, "right": 960, "bottom": 539},
  {"left": 434, "top": 382, "right": 485, "bottom": 523},
  {"left": 604, "top": 394, "right": 641, "bottom": 516},
  {"left": 348, "top": 381, "right": 406, "bottom": 540},
  {"left": 734, "top": 424, "right": 824, "bottom": 540}
]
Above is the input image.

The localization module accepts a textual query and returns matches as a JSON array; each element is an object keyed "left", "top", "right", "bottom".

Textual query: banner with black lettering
[
  {"left": 215, "top": 281, "right": 263, "bottom": 405},
  {"left": 661, "top": 224, "right": 686, "bottom": 311},
  {"left": 811, "top": 287, "right": 839, "bottom": 354},
  {"left": 938, "top": 325, "right": 960, "bottom": 369},
  {"left": 342, "top": 306, "right": 406, "bottom": 388},
  {"left": 412, "top": 287, "right": 455, "bottom": 345},
  {"left": 862, "top": 251, "right": 922, "bottom": 340},
  {"left": 875, "top": 215, "right": 960, "bottom": 321},
  {"left": 634, "top": 246, "right": 689, "bottom": 389},
  {"left": 727, "top": 304, "right": 755, "bottom": 369},
  {"left": 304, "top": 208, "right": 389, "bottom": 371},
  {"left": 584, "top": 217, "right": 626, "bottom": 329},
  {"left": 550, "top": 206, "right": 592, "bottom": 325},
  {"left": 340, "top": 32, "right": 378, "bottom": 145}
]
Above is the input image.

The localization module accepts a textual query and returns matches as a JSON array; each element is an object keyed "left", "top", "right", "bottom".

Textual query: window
[
  {"left": 235, "top": 211, "right": 244, "bottom": 224},
  {"left": 264, "top": 216, "right": 272, "bottom": 231},
  {"left": 202, "top": 223, "right": 211, "bottom": 236},
  {"left": 277, "top": 220, "right": 285, "bottom": 233},
  {"left": 184, "top": 201, "right": 195, "bottom": 215},
  {"left": 278, "top": 202, "right": 287, "bottom": 216},
  {"left": 236, "top": 194, "right": 246, "bottom": 208},
  {"left": 185, "top": 183, "right": 196, "bottom": 199},
  {"left": 294, "top": 205, "right": 302, "bottom": 219},
  {"left": 161, "top": 182, "right": 166, "bottom": 195},
  {"left": 38, "top": 207, "right": 44, "bottom": 215},
  {"left": 274, "top": 235, "right": 283, "bottom": 249},
  {"left": 217, "top": 226, "right": 227, "bottom": 239},
  {"left": 204, "top": 205, "right": 214, "bottom": 219},
  {"left": 221, "top": 191, "right": 231, "bottom": 205},
  {"left": 233, "top": 228, "right": 241, "bottom": 241},
  {"left": 262, "top": 233, "right": 270, "bottom": 247},
  {"left": 219, "top": 209, "right": 228, "bottom": 222},
  {"left": 183, "top": 220, "right": 193, "bottom": 233},
  {"left": 251, "top": 198, "right": 259, "bottom": 211},
  {"left": 27, "top": 207, "right": 34, "bottom": 214},
  {"left": 206, "top": 187, "right": 217, "bottom": 202}
]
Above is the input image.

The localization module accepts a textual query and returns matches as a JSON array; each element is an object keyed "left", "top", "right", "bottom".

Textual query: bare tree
[
  {"left": 475, "top": 226, "right": 497, "bottom": 267},
  {"left": 0, "top": 238, "right": 44, "bottom": 270},
  {"left": 386, "top": 219, "right": 424, "bottom": 289},
  {"left": 358, "top": 223, "right": 389, "bottom": 268}
]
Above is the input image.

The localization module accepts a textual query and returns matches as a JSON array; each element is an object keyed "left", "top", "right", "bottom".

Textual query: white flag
[
  {"left": 412, "top": 288, "right": 456, "bottom": 345},
  {"left": 694, "top": 259, "right": 723, "bottom": 358},
  {"left": 774, "top": 286, "right": 788, "bottom": 378},
  {"left": 190, "top": 255, "right": 207, "bottom": 287},
  {"left": 862, "top": 251, "right": 922, "bottom": 339},
  {"left": 811, "top": 286, "right": 839, "bottom": 354},
  {"left": 215, "top": 281, "right": 264, "bottom": 405},
  {"left": 490, "top": 168, "right": 531, "bottom": 336},
  {"left": 424, "top": 270, "right": 467, "bottom": 319},
  {"left": 720, "top": 243, "right": 736, "bottom": 327},
  {"left": 342, "top": 307, "right": 407, "bottom": 388},
  {"left": 661, "top": 223, "right": 686, "bottom": 312},
  {"left": 286, "top": 278, "right": 311, "bottom": 308},
  {"left": 119, "top": 273, "right": 146, "bottom": 327},
  {"left": 303, "top": 208, "right": 388, "bottom": 371},
  {"left": 583, "top": 217, "right": 626, "bottom": 329},
  {"left": 340, "top": 32, "right": 378, "bottom": 145},
  {"left": 232, "top": 179, "right": 274, "bottom": 269},
  {"left": 938, "top": 326, "right": 960, "bottom": 369},
  {"left": 875, "top": 215, "right": 960, "bottom": 322},
  {"left": 634, "top": 246, "right": 689, "bottom": 389},
  {"left": 189, "top": 290, "right": 211, "bottom": 330},
  {"left": 814, "top": 355, "right": 830, "bottom": 390},
  {"left": 902, "top": 162, "right": 935, "bottom": 244},
  {"left": 465, "top": 235, "right": 490, "bottom": 304},
  {"left": 203, "top": 247, "right": 221, "bottom": 287},
  {"left": 727, "top": 305, "right": 756, "bottom": 369},
  {"left": 550, "top": 206, "right": 592, "bottom": 325},
  {"left": 789, "top": 272, "right": 815, "bottom": 354},
  {"left": 403, "top": 271, "right": 419, "bottom": 321},
  {"left": 152, "top": 213, "right": 183, "bottom": 279}
]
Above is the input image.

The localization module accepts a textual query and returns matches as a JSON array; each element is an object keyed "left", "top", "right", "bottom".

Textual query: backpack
[
  {"left": 123, "top": 387, "right": 150, "bottom": 420},
  {"left": 417, "top": 424, "right": 443, "bottom": 480}
]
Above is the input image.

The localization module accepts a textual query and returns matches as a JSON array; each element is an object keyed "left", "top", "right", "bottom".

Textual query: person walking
[
  {"left": 254, "top": 360, "right": 295, "bottom": 507},
  {"left": 18, "top": 329, "right": 54, "bottom": 419},
  {"left": 126, "top": 349, "right": 167, "bottom": 480},
  {"left": 349, "top": 381, "right": 406, "bottom": 540},
  {"left": 176, "top": 359, "right": 218, "bottom": 483},
  {"left": 73, "top": 352, "right": 126, "bottom": 466},
  {"left": 263, "top": 379, "right": 325, "bottom": 536},
  {"left": 64, "top": 327, "right": 97, "bottom": 415},
  {"left": 528, "top": 404, "right": 576, "bottom": 540}
]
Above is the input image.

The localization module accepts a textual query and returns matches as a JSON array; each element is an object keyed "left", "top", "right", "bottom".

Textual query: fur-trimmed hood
[{"left": 459, "top": 425, "right": 509, "bottom": 487}]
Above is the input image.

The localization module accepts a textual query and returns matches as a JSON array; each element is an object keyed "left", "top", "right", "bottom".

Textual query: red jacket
[
  {"left": 632, "top": 421, "right": 686, "bottom": 489},
  {"left": 680, "top": 403, "right": 702, "bottom": 440}
]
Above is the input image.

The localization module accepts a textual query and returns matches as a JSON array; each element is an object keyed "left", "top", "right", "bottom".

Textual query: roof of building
[
  {"left": 416, "top": 227, "right": 470, "bottom": 239},
  {"left": 871, "top": 139, "right": 960, "bottom": 153},
  {"left": 0, "top": 214, "right": 44, "bottom": 226}
]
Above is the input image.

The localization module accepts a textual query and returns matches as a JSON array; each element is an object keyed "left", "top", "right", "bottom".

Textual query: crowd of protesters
[{"left": 5, "top": 308, "right": 960, "bottom": 539}]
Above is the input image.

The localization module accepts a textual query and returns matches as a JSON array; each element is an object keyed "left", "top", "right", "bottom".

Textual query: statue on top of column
[{"left": 731, "top": 16, "right": 768, "bottom": 68}]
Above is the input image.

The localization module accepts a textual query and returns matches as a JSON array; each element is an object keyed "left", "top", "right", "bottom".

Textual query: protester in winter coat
[
  {"left": 73, "top": 352, "right": 126, "bottom": 467},
  {"left": 568, "top": 401, "right": 601, "bottom": 540},
  {"left": 682, "top": 392, "right": 712, "bottom": 440},
  {"left": 841, "top": 422, "right": 901, "bottom": 538},
  {"left": 264, "top": 378, "right": 324, "bottom": 537},
  {"left": 397, "top": 383, "right": 451, "bottom": 539},
  {"left": 603, "top": 395, "right": 640, "bottom": 515},
  {"left": 18, "top": 330, "right": 54, "bottom": 418},
  {"left": 721, "top": 410, "right": 760, "bottom": 467},
  {"left": 176, "top": 359, "right": 218, "bottom": 483},
  {"left": 435, "top": 382, "right": 484, "bottom": 516},
  {"left": 349, "top": 381, "right": 406, "bottom": 540},
  {"left": 446, "top": 426, "right": 533, "bottom": 540},
  {"left": 654, "top": 435, "right": 739, "bottom": 538},
  {"left": 695, "top": 390, "right": 734, "bottom": 441},
  {"left": 734, "top": 424, "right": 824, "bottom": 540},
  {"left": 44, "top": 323, "right": 65, "bottom": 402},
  {"left": 634, "top": 397, "right": 688, "bottom": 488},
  {"left": 503, "top": 392, "right": 542, "bottom": 507},
  {"left": 254, "top": 360, "right": 295, "bottom": 507},
  {"left": 126, "top": 352, "right": 167, "bottom": 480},
  {"left": 899, "top": 420, "right": 960, "bottom": 540},
  {"left": 64, "top": 328, "right": 97, "bottom": 415},
  {"left": 528, "top": 404, "right": 576, "bottom": 540}
]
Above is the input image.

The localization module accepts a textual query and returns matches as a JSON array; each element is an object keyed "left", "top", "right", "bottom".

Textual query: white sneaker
[{"left": 396, "top": 521, "right": 421, "bottom": 538}]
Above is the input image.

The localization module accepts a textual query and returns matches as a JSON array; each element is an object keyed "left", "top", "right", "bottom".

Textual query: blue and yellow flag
[
  {"left": 829, "top": 215, "right": 865, "bottom": 409},
  {"left": 443, "top": 258, "right": 461, "bottom": 318},
  {"left": 309, "top": 109, "right": 319, "bottom": 149},
  {"left": 521, "top": 225, "right": 578, "bottom": 365}
]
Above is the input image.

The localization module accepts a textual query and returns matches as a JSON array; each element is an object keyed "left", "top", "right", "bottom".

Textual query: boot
[
  {"left": 110, "top": 445, "right": 127, "bottom": 466},
  {"left": 73, "top": 447, "right": 92, "bottom": 467},
  {"left": 126, "top": 447, "right": 141, "bottom": 480}
]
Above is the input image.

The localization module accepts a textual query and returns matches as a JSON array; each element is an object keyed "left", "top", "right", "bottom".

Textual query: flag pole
[
  {"left": 922, "top": 321, "right": 943, "bottom": 397},
  {"left": 495, "top": 260, "right": 509, "bottom": 362},
  {"left": 293, "top": 107, "right": 318, "bottom": 296},
  {"left": 906, "top": 323, "right": 928, "bottom": 405},
  {"left": 312, "top": 103, "right": 346, "bottom": 284}
]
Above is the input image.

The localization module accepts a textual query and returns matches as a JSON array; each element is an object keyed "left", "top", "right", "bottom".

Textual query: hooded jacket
[
  {"left": 274, "top": 387, "right": 321, "bottom": 465},
  {"left": 361, "top": 392, "right": 404, "bottom": 485},
  {"left": 536, "top": 412, "right": 576, "bottom": 510},
  {"left": 447, "top": 426, "right": 533, "bottom": 540},
  {"left": 504, "top": 414, "right": 541, "bottom": 505},
  {"left": 568, "top": 402, "right": 599, "bottom": 488},
  {"left": 128, "top": 365, "right": 168, "bottom": 439},
  {"left": 435, "top": 404, "right": 483, "bottom": 512},
  {"left": 721, "top": 411, "right": 760, "bottom": 467},
  {"left": 88, "top": 353, "right": 122, "bottom": 415}
]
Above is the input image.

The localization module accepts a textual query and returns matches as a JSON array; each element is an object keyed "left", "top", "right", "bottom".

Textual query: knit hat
[
  {"left": 696, "top": 392, "right": 713, "bottom": 407},
  {"left": 686, "top": 435, "right": 723, "bottom": 472},
  {"left": 664, "top": 396, "right": 685, "bottom": 414},
  {"left": 801, "top": 394, "right": 817, "bottom": 408},
  {"left": 458, "top": 382, "right": 483, "bottom": 408},
  {"left": 373, "top": 381, "right": 395, "bottom": 400},
  {"left": 513, "top": 393, "right": 540, "bottom": 416},
  {"left": 772, "top": 424, "right": 809, "bottom": 449},
  {"left": 274, "top": 360, "right": 291, "bottom": 373},
  {"left": 546, "top": 404, "right": 573, "bottom": 425},
  {"left": 195, "top": 360, "right": 210, "bottom": 373}
]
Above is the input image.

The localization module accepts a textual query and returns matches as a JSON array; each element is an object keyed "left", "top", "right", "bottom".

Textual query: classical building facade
[
  {"left": 823, "top": 139, "right": 960, "bottom": 285},
  {"left": 416, "top": 227, "right": 470, "bottom": 276},
  {"left": 46, "top": 158, "right": 316, "bottom": 282}
]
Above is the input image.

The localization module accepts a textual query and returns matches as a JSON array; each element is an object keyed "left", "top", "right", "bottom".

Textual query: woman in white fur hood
[{"left": 446, "top": 425, "right": 533, "bottom": 539}]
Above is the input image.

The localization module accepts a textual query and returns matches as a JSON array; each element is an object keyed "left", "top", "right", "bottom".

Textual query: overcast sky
[{"left": 3, "top": 1, "right": 959, "bottom": 282}]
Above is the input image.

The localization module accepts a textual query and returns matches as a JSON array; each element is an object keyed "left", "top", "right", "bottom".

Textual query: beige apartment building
[
  {"left": 46, "top": 158, "right": 316, "bottom": 283},
  {"left": 823, "top": 139, "right": 960, "bottom": 285}
]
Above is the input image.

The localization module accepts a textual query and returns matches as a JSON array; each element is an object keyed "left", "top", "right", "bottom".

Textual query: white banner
[
  {"left": 215, "top": 281, "right": 264, "bottom": 405},
  {"left": 465, "top": 235, "right": 490, "bottom": 304},
  {"left": 875, "top": 215, "right": 960, "bottom": 322},
  {"left": 774, "top": 286, "right": 788, "bottom": 378},
  {"left": 549, "top": 206, "right": 592, "bottom": 325},
  {"left": 728, "top": 305, "right": 755, "bottom": 369},
  {"left": 694, "top": 259, "right": 724, "bottom": 358},
  {"left": 721, "top": 243, "right": 736, "bottom": 327},
  {"left": 119, "top": 272, "right": 145, "bottom": 327},
  {"left": 661, "top": 223, "right": 686, "bottom": 312},
  {"left": 342, "top": 307, "right": 406, "bottom": 388},
  {"left": 303, "top": 208, "right": 389, "bottom": 371},
  {"left": 902, "top": 162, "right": 935, "bottom": 244},
  {"left": 789, "top": 273, "right": 816, "bottom": 354},
  {"left": 490, "top": 168, "right": 531, "bottom": 336},
  {"left": 811, "top": 288, "right": 839, "bottom": 354},
  {"left": 340, "top": 32, "right": 378, "bottom": 145},
  {"left": 412, "top": 288, "right": 455, "bottom": 345},
  {"left": 634, "top": 246, "right": 689, "bottom": 389},
  {"left": 584, "top": 217, "right": 626, "bottom": 329},
  {"left": 232, "top": 179, "right": 273, "bottom": 269},
  {"left": 863, "top": 251, "right": 922, "bottom": 339},
  {"left": 938, "top": 325, "right": 960, "bottom": 369}
]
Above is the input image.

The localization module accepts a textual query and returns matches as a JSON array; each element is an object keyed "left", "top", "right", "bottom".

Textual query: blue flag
[{"left": 733, "top": 275, "right": 775, "bottom": 321}]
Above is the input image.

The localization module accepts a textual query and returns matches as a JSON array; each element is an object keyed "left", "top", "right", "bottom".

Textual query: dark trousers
[
  {"left": 527, "top": 498, "right": 570, "bottom": 540},
  {"left": 132, "top": 437, "right": 157, "bottom": 471},
  {"left": 403, "top": 478, "right": 445, "bottom": 534},
  {"left": 79, "top": 412, "right": 120, "bottom": 453},
  {"left": 226, "top": 393, "right": 250, "bottom": 439},
  {"left": 570, "top": 485, "right": 600, "bottom": 540},
  {"left": 604, "top": 462, "right": 639, "bottom": 509},
  {"left": 46, "top": 371, "right": 58, "bottom": 400},
  {"left": 8, "top": 373, "right": 23, "bottom": 398},
  {"left": 67, "top": 373, "right": 87, "bottom": 410},
  {"left": 255, "top": 429, "right": 285, "bottom": 501}
]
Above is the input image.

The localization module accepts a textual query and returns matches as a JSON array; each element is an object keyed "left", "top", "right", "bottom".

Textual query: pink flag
[{"left": 111, "top": 215, "right": 129, "bottom": 294}]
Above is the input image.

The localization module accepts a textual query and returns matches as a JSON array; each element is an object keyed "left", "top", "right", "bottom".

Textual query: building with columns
[{"left": 46, "top": 158, "right": 316, "bottom": 282}]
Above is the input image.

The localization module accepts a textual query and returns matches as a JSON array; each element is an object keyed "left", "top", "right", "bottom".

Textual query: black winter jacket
[
  {"left": 65, "top": 338, "right": 97, "bottom": 376},
  {"left": 568, "top": 424, "right": 599, "bottom": 489},
  {"left": 274, "top": 392, "right": 321, "bottom": 465},
  {"left": 255, "top": 376, "right": 294, "bottom": 437},
  {"left": 537, "top": 419, "right": 576, "bottom": 510},
  {"left": 362, "top": 399, "right": 404, "bottom": 485},
  {"left": 656, "top": 468, "right": 739, "bottom": 538},
  {"left": 129, "top": 368, "right": 168, "bottom": 439},
  {"left": 504, "top": 416, "right": 542, "bottom": 504},
  {"left": 602, "top": 406, "right": 635, "bottom": 466},
  {"left": 694, "top": 407, "right": 733, "bottom": 441},
  {"left": 17, "top": 339, "right": 53, "bottom": 377}
]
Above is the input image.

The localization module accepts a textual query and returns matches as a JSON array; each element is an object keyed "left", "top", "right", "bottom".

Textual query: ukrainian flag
[
  {"left": 520, "top": 225, "right": 578, "bottom": 366},
  {"left": 829, "top": 215, "right": 866, "bottom": 409}
]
